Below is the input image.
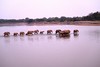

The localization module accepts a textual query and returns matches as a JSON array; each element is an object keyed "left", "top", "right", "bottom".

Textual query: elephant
[
  {"left": 40, "top": 31, "right": 44, "bottom": 34},
  {"left": 20, "top": 32, "right": 25, "bottom": 36},
  {"left": 4, "top": 32, "right": 10, "bottom": 37},
  {"left": 59, "top": 30, "right": 70, "bottom": 37},
  {"left": 73, "top": 29, "right": 79, "bottom": 34},
  {"left": 13, "top": 32, "right": 18, "bottom": 36},
  {"left": 55, "top": 29, "right": 61, "bottom": 34},
  {"left": 26, "top": 31, "right": 34, "bottom": 36},
  {"left": 62, "top": 30, "right": 70, "bottom": 34},
  {"left": 47, "top": 30, "right": 53, "bottom": 34},
  {"left": 33, "top": 30, "right": 39, "bottom": 34}
]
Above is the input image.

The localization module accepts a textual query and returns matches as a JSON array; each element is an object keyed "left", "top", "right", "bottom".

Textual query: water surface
[{"left": 0, "top": 25, "right": 100, "bottom": 67}]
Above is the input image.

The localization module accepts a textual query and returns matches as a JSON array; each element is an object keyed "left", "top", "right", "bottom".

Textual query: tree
[
  {"left": 60, "top": 16, "right": 67, "bottom": 22},
  {"left": 25, "top": 17, "right": 34, "bottom": 23},
  {"left": 83, "top": 11, "right": 100, "bottom": 21}
]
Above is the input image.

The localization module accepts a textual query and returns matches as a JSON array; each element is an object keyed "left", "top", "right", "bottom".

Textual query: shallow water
[{"left": 0, "top": 25, "right": 100, "bottom": 67}]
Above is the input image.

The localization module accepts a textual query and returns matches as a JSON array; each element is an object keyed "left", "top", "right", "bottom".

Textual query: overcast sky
[{"left": 0, "top": 0, "right": 100, "bottom": 19}]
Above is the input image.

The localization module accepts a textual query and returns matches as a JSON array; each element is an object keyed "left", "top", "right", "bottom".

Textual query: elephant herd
[{"left": 3, "top": 29, "right": 79, "bottom": 37}]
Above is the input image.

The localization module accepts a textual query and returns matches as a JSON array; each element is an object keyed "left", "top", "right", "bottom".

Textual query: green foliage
[
  {"left": 60, "top": 16, "right": 67, "bottom": 22},
  {"left": 25, "top": 17, "right": 34, "bottom": 23},
  {"left": 83, "top": 12, "right": 100, "bottom": 21},
  {"left": 0, "top": 11, "right": 100, "bottom": 23}
]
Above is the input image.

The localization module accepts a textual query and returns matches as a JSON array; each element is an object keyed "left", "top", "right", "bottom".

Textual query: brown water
[{"left": 0, "top": 25, "right": 100, "bottom": 67}]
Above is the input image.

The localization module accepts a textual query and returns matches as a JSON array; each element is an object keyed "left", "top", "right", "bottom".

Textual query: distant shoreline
[{"left": 0, "top": 21, "right": 100, "bottom": 26}]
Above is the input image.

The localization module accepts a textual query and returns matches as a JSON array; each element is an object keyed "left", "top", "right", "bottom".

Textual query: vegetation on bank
[{"left": 0, "top": 11, "right": 100, "bottom": 23}]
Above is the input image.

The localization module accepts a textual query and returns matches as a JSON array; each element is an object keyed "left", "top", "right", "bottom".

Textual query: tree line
[{"left": 0, "top": 11, "right": 100, "bottom": 23}]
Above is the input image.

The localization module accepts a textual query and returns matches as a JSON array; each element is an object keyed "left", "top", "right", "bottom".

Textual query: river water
[{"left": 0, "top": 25, "right": 100, "bottom": 67}]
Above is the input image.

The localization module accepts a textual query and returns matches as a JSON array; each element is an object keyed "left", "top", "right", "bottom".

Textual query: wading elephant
[
  {"left": 26, "top": 31, "right": 34, "bottom": 36},
  {"left": 40, "top": 31, "right": 44, "bottom": 34},
  {"left": 4, "top": 32, "right": 10, "bottom": 37},
  {"left": 59, "top": 30, "right": 70, "bottom": 37},
  {"left": 55, "top": 29, "right": 61, "bottom": 34},
  {"left": 73, "top": 29, "right": 79, "bottom": 34},
  {"left": 47, "top": 30, "right": 53, "bottom": 34},
  {"left": 33, "top": 30, "right": 39, "bottom": 34},
  {"left": 20, "top": 32, "right": 25, "bottom": 36},
  {"left": 13, "top": 32, "right": 18, "bottom": 36}
]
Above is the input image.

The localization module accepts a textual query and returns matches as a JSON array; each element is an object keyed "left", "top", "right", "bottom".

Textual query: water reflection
[
  {"left": 20, "top": 36, "right": 25, "bottom": 41},
  {"left": 2, "top": 34, "right": 72, "bottom": 42},
  {"left": 0, "top": 25, "right": 100, "bottom": 67},
  {"left": 33, "top": 36, "right": 39, "bottom": 41},
  {"left": 39, "top": 35, "right": 45, "bottom": 40},
  {"left": 59, "top": 35, "right": 70, "bottom": 39},
  {"left": 4, "top": 37, "right": 10, "bottom": 43},
  {"left": 13, "top": 36, "right": 18, "bottom": 41},
  {"left": 87, "top": 30, "right": 100, "bottom": 43},
  {"left": 27, "top": 36, "right": 34, "bottom": 41},
  {"left": 56, "top": 34, "right": 70, "bottom": 39},
  {"left": 47, "top": 35, "right": 53, "bottom": 39},
  {"left": 73, "top": 34, "right": 79, "bottom": 38}
]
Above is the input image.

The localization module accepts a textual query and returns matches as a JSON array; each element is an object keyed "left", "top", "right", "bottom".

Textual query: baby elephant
[
  {"left": 73, "top": 29, "right": 79, "bottom": 34},
  {"left": 33, "top": 30, "right": 39, "bottom": 34},
  {"left": 40, "top": 31, "right": 44, "bottom": 34},
  {"left": 47, "top": 30, "right": 53, "bottom": 34},
  {"left": 55, "top": 29, "right": 61, "bottom": 34},
  {"left": 4, "top": 32, "right": 10, "bottom": 37},
  {"left": 20, "top": 32, "right": 25, "bottom": 36},
  {"left": 13, "top": 32, "right": 18, "bottom": 36}
]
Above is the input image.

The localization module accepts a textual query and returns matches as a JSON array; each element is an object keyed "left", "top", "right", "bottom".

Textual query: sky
[{"left": 0, "top": 0, "right": 100, "bottom": 19}]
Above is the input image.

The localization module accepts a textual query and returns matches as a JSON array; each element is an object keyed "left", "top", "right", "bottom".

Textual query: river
[{"left": 0, "top": 25, "right": 100, "bottom": 67}]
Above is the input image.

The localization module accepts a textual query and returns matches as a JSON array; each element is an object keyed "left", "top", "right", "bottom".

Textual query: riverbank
[{"left": 0, "top": 21, "right": 100, "bottom": 26}]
